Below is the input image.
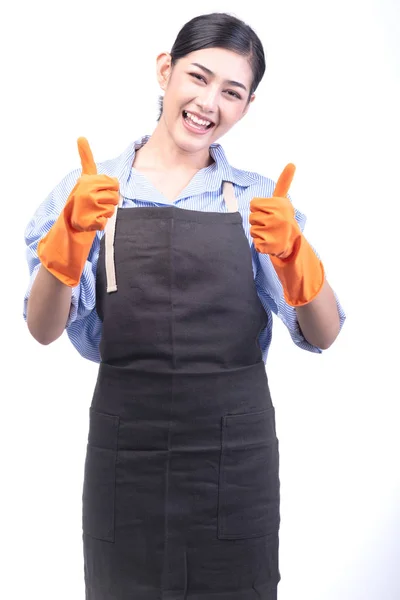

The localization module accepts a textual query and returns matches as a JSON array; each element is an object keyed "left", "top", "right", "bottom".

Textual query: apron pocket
[
  {"left": 82, "top": 408, "right": 120, "bottom": 542},
  {"left": 217, "top": 407, "right": 280, "bottom": 540}
]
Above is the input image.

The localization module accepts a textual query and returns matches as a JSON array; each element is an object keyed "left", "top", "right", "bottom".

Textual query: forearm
[
  {"left": 26, "top": 265, "right": 72, "bottom": 345},
  {"left": 295, "top": 279, "right": 340, "bottom": 349}
]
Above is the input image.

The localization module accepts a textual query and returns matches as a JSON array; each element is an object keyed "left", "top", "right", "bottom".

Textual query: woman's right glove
[{"left": 37, "top": 137, "right": 120, "bottom": 287}]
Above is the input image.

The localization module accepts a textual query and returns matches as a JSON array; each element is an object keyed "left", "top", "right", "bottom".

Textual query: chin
[
  {"left": 177, "top": 128, "right": 220, "bottom": 155},
  {"left": 171, "top": 133, "right": 208, "bottom": 154}
]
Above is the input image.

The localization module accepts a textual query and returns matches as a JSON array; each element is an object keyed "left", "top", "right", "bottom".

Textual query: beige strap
[
  {"left": 105, "top": 193, "right": 123, "bottom": 293},
  {"left": 222, "top": 181, "right": 238, "bottom": 212}
]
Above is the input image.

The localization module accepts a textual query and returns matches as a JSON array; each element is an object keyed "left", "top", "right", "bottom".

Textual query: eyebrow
[{"left": 190, "top": 62, "right": 248, "bottom": 92}]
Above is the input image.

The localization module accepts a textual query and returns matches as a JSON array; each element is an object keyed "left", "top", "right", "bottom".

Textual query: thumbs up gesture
[
  {"left": 37, "top": 138, "right": 120, "bottom": 287},
  {"left": 249, "top": 164, "right": 325, "bottom": 307},
  {"left": 249, "top": 163, "right": 298, "bottom": 259},
  {"left": 67, "top": 137, "right": 120, "bottom": 232}
]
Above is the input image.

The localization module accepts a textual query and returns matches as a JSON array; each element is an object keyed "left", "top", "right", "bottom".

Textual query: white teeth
[{"left": 185, "top": 111, "right": 211, "bottom": 127}]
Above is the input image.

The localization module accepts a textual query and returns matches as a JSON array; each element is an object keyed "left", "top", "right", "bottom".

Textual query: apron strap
[
  {"left": 222, "top": 181, "right": 238, "bottom": 213},
  {"left": 105, "top": 182, "right": 238, "bottom": 293},
  {"left": 105, "top": 193, "right": 123, "bottom": 293}
]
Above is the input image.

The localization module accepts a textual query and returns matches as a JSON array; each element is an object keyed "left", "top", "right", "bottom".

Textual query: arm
[
  {"left": 249, "top": 165, "right": 345, "bottom": 351},
  {"left": 295, "top": 279, "right": 341, "bottom": 349},
  {"left": 24, "top": 189, "right": 103, "bottom": 360},
  {"left": 26, "top": 265, "right": 72, "bottom": 345},
  {"left": 24, "top": 175, "right": 81, "bottom": 345},
  {"left": 254, "top": 248, "right": 345, "bottom": 353},
  {"left": 24, "top": 137, "right": 118, "bottom": 349}
]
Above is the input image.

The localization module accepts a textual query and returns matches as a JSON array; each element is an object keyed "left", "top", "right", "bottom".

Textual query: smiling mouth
[{"left": 182, "top": 110, "right": 215, "bottom": 130}]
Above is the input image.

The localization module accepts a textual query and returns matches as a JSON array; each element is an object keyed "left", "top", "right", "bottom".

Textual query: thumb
[
  {"left": 273, "top": 163, "right": 296, "bottom": 197},
  {"left": 77, "top": 137, "right": 97, "bottom": 175}
]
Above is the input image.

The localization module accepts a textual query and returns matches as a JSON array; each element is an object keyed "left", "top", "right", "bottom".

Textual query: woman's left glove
[{"left": 249, "top": 164, "right": 325, "bottom": 307}]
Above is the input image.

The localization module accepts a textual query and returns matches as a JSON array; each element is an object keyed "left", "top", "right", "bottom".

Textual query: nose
[{"left": 196, "top": 86, "right": 219, "bottom": 115}]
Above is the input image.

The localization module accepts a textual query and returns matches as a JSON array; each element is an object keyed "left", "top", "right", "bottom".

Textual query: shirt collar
[{"left": 113, "top": 135, "right": 259, "bottom": 202}]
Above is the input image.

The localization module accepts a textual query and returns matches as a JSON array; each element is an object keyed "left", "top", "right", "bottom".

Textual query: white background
[{"left": 2, "top": 0, "right": 399, "bottom": 598}]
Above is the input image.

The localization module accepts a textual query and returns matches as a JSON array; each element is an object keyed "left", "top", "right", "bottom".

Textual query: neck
[{"left": 134, "top": 118, "right": 213, "bottom": 172}]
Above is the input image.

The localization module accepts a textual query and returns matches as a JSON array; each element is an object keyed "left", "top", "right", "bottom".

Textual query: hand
[
  {"left": 65, "top": 137, "right": 120, "bottom": 232},
  {"left": 249, "top": 164, "right": 325, "bottom": 306},
  {"left": 249, "top": 163, "right": 300, "bottom": 260},
  {"left": 37, "top": 137, "right": 120, "bottom": 287}
]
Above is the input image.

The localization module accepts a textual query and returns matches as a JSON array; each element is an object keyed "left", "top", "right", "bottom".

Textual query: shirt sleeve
[
  {"left": 23, "top": 170, "right": 102, "bottom": 363},
  {"left": 252, "top": 196, "right": 346, "bottom": 353}
]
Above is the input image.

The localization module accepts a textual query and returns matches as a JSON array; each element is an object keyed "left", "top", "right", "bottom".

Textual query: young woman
[{"left": 24, "top": 12, "right": 345, "bottom": 600}]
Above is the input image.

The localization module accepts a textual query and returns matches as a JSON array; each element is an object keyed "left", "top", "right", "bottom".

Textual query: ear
[
  {"left": 156, "top": 52, "right": 173, "bottom": 91},
  {"left": 240, "top": 93, "right": 256, "bottom": 120}
]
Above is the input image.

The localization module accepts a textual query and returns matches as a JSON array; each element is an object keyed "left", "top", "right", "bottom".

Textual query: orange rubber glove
[
  {"left": 37, "top": 138, "right": 120, "bottom": 287},
  {"left": 249, "top": 164, "right": 325, "bottom": 307}
]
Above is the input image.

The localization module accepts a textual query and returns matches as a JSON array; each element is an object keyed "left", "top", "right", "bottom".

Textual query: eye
[
  {"left": 189, "top": 72, "right": 206, "bottom": 83},
  {"left": 226, "top": 90, "right": 242, "bottom": 100}
]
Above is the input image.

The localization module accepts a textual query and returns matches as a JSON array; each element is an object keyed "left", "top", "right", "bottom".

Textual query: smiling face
[{"left": 156, "top": 47, "right": 255, "bottom": 155}]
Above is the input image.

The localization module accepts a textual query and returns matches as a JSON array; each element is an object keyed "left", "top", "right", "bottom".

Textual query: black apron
[{"left": 82, "top": 181, "right": 281, "bottom": 599}]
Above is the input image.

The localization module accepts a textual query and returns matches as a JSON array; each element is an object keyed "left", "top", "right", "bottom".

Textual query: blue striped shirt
[{"left": 23, "top": 135, "right": 346, "bottom": 363}]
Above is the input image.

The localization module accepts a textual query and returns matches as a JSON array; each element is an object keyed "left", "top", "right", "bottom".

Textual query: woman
[{"left": 24, "top": 12, "right": 345, "bottom": 600}]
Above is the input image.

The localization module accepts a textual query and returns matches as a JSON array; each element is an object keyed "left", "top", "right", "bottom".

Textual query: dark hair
[{"left": 157, "top": 12, "right": 266, "bottom": 119}]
